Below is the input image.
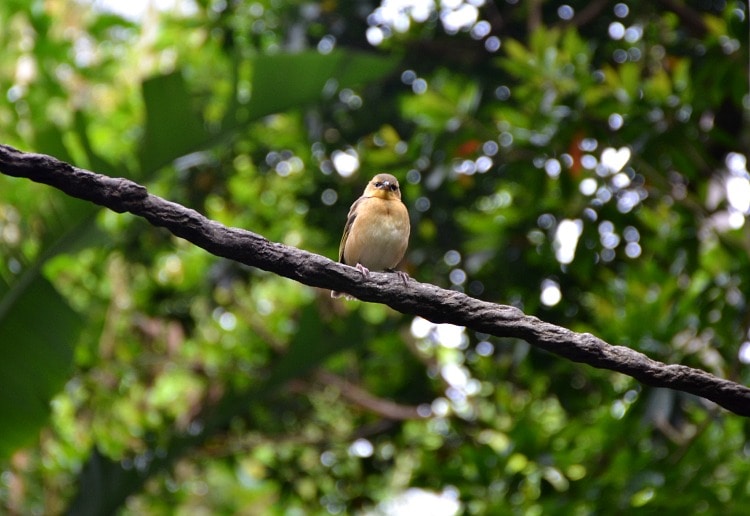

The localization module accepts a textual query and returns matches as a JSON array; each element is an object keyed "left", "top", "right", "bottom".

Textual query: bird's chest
[
  {"left": 357, "top": 207, "right": 406, "bottom": 245},
  {"left": 345, "top": 200, "right": 409, "bottom": 269}
]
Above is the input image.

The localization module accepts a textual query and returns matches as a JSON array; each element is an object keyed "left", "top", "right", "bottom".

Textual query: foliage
[{"left": 1, "top": 0, "right": 749, "bottom": 513}]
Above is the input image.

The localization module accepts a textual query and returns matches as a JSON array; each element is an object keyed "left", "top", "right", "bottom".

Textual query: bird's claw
[
  {"left": 385, "top": 269, "right": 410, "bottom": 286},
  {"left": 355, "top": 263, "right": 371, "bottom": 278}
]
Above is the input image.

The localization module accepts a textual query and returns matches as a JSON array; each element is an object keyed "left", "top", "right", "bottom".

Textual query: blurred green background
[{"left": 1, "top": 0, "right": 749, "bottom": 513}]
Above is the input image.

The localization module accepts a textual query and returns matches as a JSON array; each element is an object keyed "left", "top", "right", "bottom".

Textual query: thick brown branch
[{"left": 2, "top": 143, "right": 750, "bottom": 417}]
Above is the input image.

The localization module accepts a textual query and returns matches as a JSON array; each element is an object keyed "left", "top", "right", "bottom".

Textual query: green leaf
[
  {"left": 0, "top": 273, "right": 81, "bottom": 459},
  {"left": 244, "top": 50, "right": 399, "bottom": 121},
  {"left": 0, "top": 190, "right": 101, "bottom": 460},
  {"left": 140, "top": 51, "right": 398, "bottom": 172},
  {"left": 139, "top": 71, "right": 211, "bottom": 173},
  {"left": 401, "top": 91, "right": 459, "bottom": 129},
  {"left": 619, "top": 62, "right": 643, "bottom": 102},
  {"left": 502, "top": 38, "right": 532, "bottom": 63},
  {"left": 74, "top": 111, "right": 124, "bottom": 177},
  {"left": 266, "top": 305, "right": 359, "bottom": 387}
]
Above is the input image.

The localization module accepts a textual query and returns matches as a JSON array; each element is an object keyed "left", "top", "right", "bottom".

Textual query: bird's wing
[{"left": 338, "top": 196, "right": 366, "bottom": 263}]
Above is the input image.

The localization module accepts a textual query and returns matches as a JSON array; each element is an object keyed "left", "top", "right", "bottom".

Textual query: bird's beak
[{"left": 381, "top": 181, "right": 391, "bottom": 189}]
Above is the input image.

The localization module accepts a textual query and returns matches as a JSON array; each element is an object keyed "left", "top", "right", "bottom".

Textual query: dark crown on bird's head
[{"left": 367, "top": 173, "right": 401, "bottom": 198}]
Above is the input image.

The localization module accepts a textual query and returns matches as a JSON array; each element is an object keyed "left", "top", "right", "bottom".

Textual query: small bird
[{"left": 331, "top": 173, "right": 410, "bottom": 298}]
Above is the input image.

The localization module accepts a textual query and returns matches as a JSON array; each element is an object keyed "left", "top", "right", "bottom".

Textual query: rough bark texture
[{"left": 2, "top": 143, "right": 749, "bottom": 417}]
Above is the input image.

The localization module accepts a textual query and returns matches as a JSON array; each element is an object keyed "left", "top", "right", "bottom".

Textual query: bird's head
[{"left": 365, "top": 173, "right": 402, "bottom": 200}]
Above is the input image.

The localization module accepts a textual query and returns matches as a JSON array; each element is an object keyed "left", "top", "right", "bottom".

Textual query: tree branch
[
  {"left": 657, "top": 0, "right": 708, "bottom": 37},
  {"left": 566, "top": 0, "right": 610, "bottom": 29},
  {"left": 314, "top": 370, "right": 425, "bottom": 420},
  {"left": 2, "top": 143, "right": 749, "bottom": 417}
]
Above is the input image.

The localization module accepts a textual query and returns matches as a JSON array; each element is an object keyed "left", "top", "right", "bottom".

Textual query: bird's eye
[
  {"left": 374, "top": 182, "right": 382, "bottom": 188},
  {"left": 390, "top": 184, "right": 398, "bottom": 191}
]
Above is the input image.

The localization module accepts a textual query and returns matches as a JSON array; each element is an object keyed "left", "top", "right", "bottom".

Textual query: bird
[{"left": 331, "top": 173, "right": 410, "bottom": 298}]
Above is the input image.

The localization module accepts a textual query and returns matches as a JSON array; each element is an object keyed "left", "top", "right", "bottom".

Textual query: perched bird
[{"left": 331, "top": 173, "right": 410, "bottom": 298}]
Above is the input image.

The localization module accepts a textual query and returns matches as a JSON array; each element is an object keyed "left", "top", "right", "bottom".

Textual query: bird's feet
[
  {"left": 387, "top": 269, "right": 410, "bottom": 286},
  {"left": 332, "top": 265, "right": 406, "bottom": 300},
  {"left": 355, "top": 263, "right": 371, "bottom": 278},
  {"left": 331, "top": 263, "right": 370, "bottom": 300}
]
